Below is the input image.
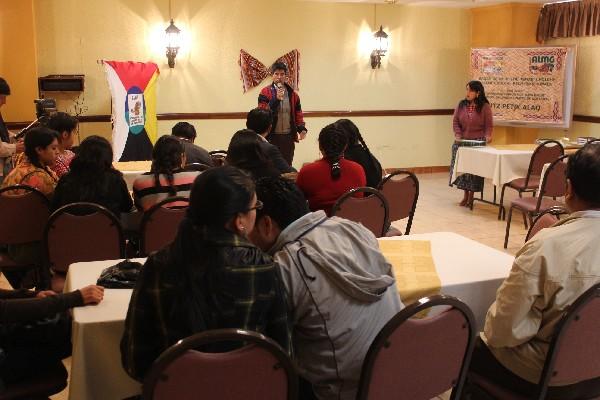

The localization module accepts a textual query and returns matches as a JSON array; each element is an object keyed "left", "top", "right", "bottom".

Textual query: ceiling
[{"left": 306, "top": 0, "right": 562, "bottom": 8}]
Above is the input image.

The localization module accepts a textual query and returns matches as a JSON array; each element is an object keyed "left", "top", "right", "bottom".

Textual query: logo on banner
[
  {"left": 529, "top": 55, "right": 555, "bottom": 74},
  {"left": 125, "top": 86, "right": 146, "bottom": 134}
]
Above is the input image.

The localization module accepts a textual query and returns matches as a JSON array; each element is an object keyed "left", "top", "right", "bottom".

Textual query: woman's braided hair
[
  {"left": 318, "top": 123, "right": 348, "bottom": 180},
  {"left": 151, "top": 135, "right": 184, "bottom": 196}
]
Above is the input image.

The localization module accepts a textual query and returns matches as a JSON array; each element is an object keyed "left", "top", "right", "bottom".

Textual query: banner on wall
[
  {"left": 103, "top": 61, "right": 159, "bottom": 161},
  {"left": 239, "top": 49, "right": 300, "bottom": 93},
  {"left": 470, "top": 47, "right": 576, "bottom": 129}
]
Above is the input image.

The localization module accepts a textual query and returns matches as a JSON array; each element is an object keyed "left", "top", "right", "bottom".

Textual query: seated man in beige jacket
[{"left": 469, "top": 143, "right": 600, "bottom": 399}]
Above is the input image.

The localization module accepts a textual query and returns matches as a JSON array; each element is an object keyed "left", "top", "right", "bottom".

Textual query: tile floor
[{"left": 2, "top": 172, "right": 533, "bottom": 399}]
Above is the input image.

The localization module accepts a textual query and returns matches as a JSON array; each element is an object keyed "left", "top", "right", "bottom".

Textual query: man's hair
[
  {"left": 271, "top": 61, "right": 288, "bottom": 74},
  {"left": 0, "top": 77, "right": 9, "bottom": 96},
  {"left": 255, "top": 177, "right": 309, "bottom": 230},
  {"left": 567, "top": 143, "right": 600, "bottom": 206},
  {"left": 47, "top": 112, "right": 78, "bottom": 135},
  {"left": 172, "top": 122, "right": 197, "bottom": 141},
  {"left": 246, "top": 108, "right": 272, "bottom": 135}
]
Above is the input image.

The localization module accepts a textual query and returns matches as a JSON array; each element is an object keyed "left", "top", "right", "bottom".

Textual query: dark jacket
[
  {"left": 258, "top": 82, "right": 306, "bottom": 137},
  {"left": 121, "top": 221, "right": 290, "bottom": 381},
  {"left": 0, "top": 289, "right": 83, "bottom": 323},
  {"left": 344, "top": 144, "right": 383, "bottom": 188},
  {"left": 179, "top": 139, "right": 214, "bottom": 167},
  {"left": 51, "top": 169, "right": 133, "bottom": 216},
  {"left": 258, "top": 139, "right": 296, "bottom": 173}
]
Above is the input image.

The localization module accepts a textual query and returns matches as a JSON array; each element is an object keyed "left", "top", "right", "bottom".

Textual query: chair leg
[
  {"left": 498, "top": 184, "right": 508, "bottom": 220},
  {"left": 504, "top": 207, "right": 514, "bottom": 249},
  {"left": 522, "top": 210, "right": 528, "bottom": 230}
]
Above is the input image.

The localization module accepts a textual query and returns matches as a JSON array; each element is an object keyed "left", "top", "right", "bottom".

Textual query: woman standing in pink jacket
[{"left": 450, "top": 80, "right": 494, "bottom": 207}]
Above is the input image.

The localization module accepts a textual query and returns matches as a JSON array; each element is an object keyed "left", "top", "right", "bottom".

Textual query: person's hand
[
  {"left": 297, "top": 130, "right": 307, "bottom": 141},
  {"left": 15, "top": 141, "right": 24, "bottom": 153},
  {"left": 276, "top": 87, "right": 285, "bottom": 100},
  {"left": 486, "top": 136, "right": 492, "bottom": 144},
  {"left": 36, "top": 290, "right": 56, "bottom": 298},
  {"left": 78, "top": 285, "right": 104, "bottom": 305}
]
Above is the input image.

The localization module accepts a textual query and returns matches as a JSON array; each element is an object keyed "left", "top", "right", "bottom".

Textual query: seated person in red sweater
[{"left": 296, "top": 124, "right": 366, "bottom": 215}]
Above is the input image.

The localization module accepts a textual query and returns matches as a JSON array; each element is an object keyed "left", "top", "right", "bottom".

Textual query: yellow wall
[
  {"left": 30, "top": 0, "right": 471, "bottom": 169},
  {"left": 470, "top": 3, "right": 541, "bottom": 145},
  {"left": 0, "top": 0, "right": 38, "bottom": 121}
]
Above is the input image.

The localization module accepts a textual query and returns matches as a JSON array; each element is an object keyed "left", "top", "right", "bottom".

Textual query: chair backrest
[
  {"left": 525, "top": 206, "right": 569, "bottom": 242},
  {"left": 140, "top": 197, "right": 189, "bottom": 256},
  {"left": 527, "top": 140, "right": 564, "bottom": 184},
  {"left": 378, "top": 170, "right": 419, "bottom": 235},
  {"left": 536, "top": 283, "right": 600, "bottom": 399},
  {"left": 357, "top": 295, "right": 476, "bottom": 400},
  {"left": 535, "top": 155, "right": 568, "bottom": 212},
  {"left": 0, "top": 185, "right": 50, "bottom": 245},
  {"left": 209, "top": 150, "right": 228, "bottom": 167},
  {"left": 183, "top": 162, "right": 211, "bottom": 172},
  {"left": 331, "top": 187, "right": 389, "bottom": 238},
  {"left": 143, "top": 329, "right": 297, "bottom": 400},
  {"left": 44, "top": 202, "right": 125, "bottom": 273}
]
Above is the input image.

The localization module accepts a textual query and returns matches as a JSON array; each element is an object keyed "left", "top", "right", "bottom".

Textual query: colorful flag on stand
[{"left": 103, "top": 61, "right": 159, "bottom": 161}]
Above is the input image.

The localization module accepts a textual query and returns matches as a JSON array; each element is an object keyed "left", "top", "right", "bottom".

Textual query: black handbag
[{"left": 96, "top": 260, "right": 142, "bottom": 288}]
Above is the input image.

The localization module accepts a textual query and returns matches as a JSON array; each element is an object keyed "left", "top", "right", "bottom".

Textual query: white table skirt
[
  {"left": 65, "top": 258, "right": 146, "bottom": 400},
  {"left": 64, "top": 233, "right": 513, "bottom": 400},
  {"left": 451, "top": 146, "right": 533, "bottom": 187}
]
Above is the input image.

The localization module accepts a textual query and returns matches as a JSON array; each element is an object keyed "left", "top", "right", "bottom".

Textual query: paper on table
[{"left": 378, "top": 240, "right": 441, "bottom": 307}]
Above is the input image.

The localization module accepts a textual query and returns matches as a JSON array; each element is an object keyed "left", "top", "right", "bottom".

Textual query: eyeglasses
[{"left": 246, "top": 200, "right": 263, "bottom": 212}]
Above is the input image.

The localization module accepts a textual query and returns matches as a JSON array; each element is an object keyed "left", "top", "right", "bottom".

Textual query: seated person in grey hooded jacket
[{"left": 250, "top": 177, "right": 403, "bottom": 400}]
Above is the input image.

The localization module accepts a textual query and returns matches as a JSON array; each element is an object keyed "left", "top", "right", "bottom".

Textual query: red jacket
[
  {"left": 258, "top": 83, "right": 306, "bottom": 136},
  {"left": 296, "top": 158, "right": 366, "bottom": 215}
]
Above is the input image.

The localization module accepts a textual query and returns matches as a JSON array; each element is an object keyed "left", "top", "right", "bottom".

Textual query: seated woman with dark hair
[
  {"left": 226, "top": 129, "right": 280, "bottom": 180},
  {"left": 133, "top": 135, "right": 201, "bottom": 211},
  {"left": 121, "top": 166, "right": 289, "bottom": 381},
  {"left": 334, "top": 119, "right": 383, "bottom": 188},
  {"left": 296, "top": 123, "right": 366, "bottom": 215},
  {"left": 46, "top": 112, "right": 78, "bottom": 178},
  {"left": 51, "top": 135, "right": 133, "bottom": 216},
  {"left": 1, "top": 127, "right": 59, "bottom": 196}
]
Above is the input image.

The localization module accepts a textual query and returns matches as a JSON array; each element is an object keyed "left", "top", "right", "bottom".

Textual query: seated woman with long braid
[
  {"left": 296, "top": 123, "right": 366, "bottom": 215},
  {"left": 132, "top": 135, "right": 201, "bottom": 211}
]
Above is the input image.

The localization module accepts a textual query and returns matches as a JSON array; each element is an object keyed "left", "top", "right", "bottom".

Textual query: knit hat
[{"left": 0, "top": 78, "right": 10, "bottom": 96}]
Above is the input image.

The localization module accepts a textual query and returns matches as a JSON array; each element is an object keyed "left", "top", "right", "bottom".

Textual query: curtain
[{"left": 537, "top": 0, "right": 600, "bottom": 42}]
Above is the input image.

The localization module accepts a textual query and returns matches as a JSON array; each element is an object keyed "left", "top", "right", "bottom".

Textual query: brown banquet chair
[
  {"left": 0, "top": 185, "right": 51, "bottom": 288},
  {"left": 139, "top": 196, "right": 189, "bottom": 256},
  {"left": 143, "top": 329, "right": 298, "bottom": 400},
  {"left": 44, "top": 202, "right": 125, "bottom": 292},
  {"left": 331, "top": 187, "right": 389, "bottom": 238},
  {"left": 498, "top": 140, "right": 563, "bottom": 220},
  {"left": 378, "top": 170, "right": 419, "bottom": 235},
  {"left": 503, "top": 156, "right": 567, "bottom": 248},
  {"left": 356, "top": 294, "right": 476, "bottom": 400},
  {"left": 524, "top": 205, "right": 569, "bottom": 243}
]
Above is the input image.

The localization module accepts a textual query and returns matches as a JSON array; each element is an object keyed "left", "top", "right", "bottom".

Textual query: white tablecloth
[
  {"left": 64, "top": 232, "right": 513, "bottom": 400},
  {"left": 451, "top": 146, "right": 533, "bottom": 187},
  {"left": 64, "top": 258, "right": 146, "bottom": 400},
  {"left": 382, "top": 232, "right": 513, "bottom": 329}
]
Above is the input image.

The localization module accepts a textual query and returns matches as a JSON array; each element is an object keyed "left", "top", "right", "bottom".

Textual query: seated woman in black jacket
[
  {"left": 121, "top": 166, "right": 289, "bottom": 382},
  {"left": 0, "top": 285, "right": 103, "bottom": 387},
  {"left": 51, "top": 135, "right": 133, "bottom": 216},
  {"left": 334, "top": 119, "right": 383, "bottom": 188}
]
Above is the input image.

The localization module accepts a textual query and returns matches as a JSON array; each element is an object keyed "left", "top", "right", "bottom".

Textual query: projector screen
[{"left": 470, "top": 46, "right": 576, "bottom": 129}]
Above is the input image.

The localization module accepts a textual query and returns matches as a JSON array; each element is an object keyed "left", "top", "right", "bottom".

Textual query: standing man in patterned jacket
[{"left": 258, "top": 61, "right": 307, "bottom": 166}]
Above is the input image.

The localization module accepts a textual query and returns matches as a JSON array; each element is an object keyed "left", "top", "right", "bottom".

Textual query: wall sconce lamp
[
  {"left": 370, "top": 25, "right": 389, "bottom": 69},
  {"left": 165, "top": 19, "right": 181, "bottom": 68}
]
